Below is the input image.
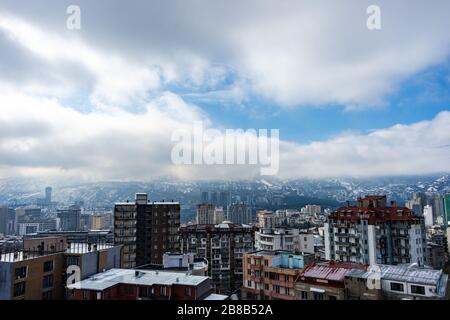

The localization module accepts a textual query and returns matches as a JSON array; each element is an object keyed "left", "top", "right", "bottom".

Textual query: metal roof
[{"left": 345, "top": 264, "right": 446, "bottom": 286}]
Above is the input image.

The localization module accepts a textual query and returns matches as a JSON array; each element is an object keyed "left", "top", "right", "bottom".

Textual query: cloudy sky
[{"left": 0, "top": 0, "right": 449, "bottom": 181}]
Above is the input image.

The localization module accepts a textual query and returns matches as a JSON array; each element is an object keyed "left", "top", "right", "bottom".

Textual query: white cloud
[
  {"left": 0, "top": 86, "right": 448, "bottom": 181},
  {"left": 0, "top": 2, "right": 449, "bottom": 181},
  {"left": 279, "top": 111, "right": 450, "bottom": 178},
  {"left": 1, "top": 1, "right": 450, "bottom": 108},
  {"left": 0, "top": 13, "right": 160, "bottom": 108}
]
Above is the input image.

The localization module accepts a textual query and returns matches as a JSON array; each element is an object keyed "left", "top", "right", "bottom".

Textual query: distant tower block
[{"left": 45, "top": 187, "right": 52, "bottom": 204}]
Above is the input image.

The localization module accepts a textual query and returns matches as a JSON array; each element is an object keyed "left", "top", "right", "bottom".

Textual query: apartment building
[
  {"left": 324, "top": 195, "right": 427, "bottom": 265},
  {"left": 227, "top": 203, "right": 252, "bottom": 225},
  {"left": 179, "top": 221, "right": 254, "bottom": 295},
  {"left": 241, "top": 250, "right": 315, "bottom": 300},
  {"left": 295, "top": 261, "right": 367, "bottom": 300},
  {"left": 255, "top": 228, "right": 300, "bottom": 252},
  {"left": 196, "top": 203, "right": 224, "bottom": 225},
  {"left": 345, "top": 264, "right": 449, "bottom": 300},
  {"left": 114, "top": 193, "right": 180, "bottom": 268},
  {"left": 0, "top": 236, "right": 121, "bottom": 300},
  {"left": 67, "top": 268, "right": 215, "bottom": 300}
]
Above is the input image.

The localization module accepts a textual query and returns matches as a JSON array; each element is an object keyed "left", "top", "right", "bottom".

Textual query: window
[
  {"left": 264, "top": 283, "right": 269, "bottom": 290},
  {"left": 273, "top": 285, "right": 280, "bottom": 294},
  {"left": 185, "top": 287, "right": 192, "bottom": 297},
  {"left": 411, "top": 285, "right": 425, "bottom": 295},
  {"left": 160, "top": 286, "right": 167, "bottom": 296},
  {"left": 66, "top": 256, "right": 80, "bottom": 266},
  {"left": 329, "top": 295, "right": 337, "bottom": 300},
  {"left": 301, "top": 291, "right": 308, "bottom": 300},
  {"left": 313, "top": 292, "right": 324, "bottom": 300},
  {"left": 43, "top": 275, "right": 54, "bottom": 289},
  {"left": 390, "top": 282, "right": 404, "bottom": 292},
  {"left": 264, "top": 259, "right": 269, "bottom": 266},
  {"left": 15, "top": 266, "right": 27, "bottom": 280},
  {"left": 139, "top": 287, "right": 151, "bottom": 297},
  {"left": 42, "top": 290, "right": 53, "bottom": 300},
  {"left": 43, "top": 260, "right": 54, "bottom": 273},
  {"left": 13, "top": 282, "right": 26, "bottom": 297},
  {"left": 83, "top": 290, "right": 90, "bottom": 300}
]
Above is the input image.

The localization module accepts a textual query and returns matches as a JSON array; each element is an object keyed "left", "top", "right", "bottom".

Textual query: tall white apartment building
[
  {"left": 324, "top": 196, "right": 427, "bottom": 266},
  {"left": 255, "top": 228, "right": 300, "bottom": 252}
]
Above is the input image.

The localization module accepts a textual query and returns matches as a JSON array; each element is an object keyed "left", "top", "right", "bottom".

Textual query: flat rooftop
[
  {"left": 249, "top": 250, "right": 309, "bottom": 257},
  {"left": 67, "top": 268, "right": 210, "bottom": 291},
  {"left": 0, "top": 243, "right": 117, "bottom": 262},
  {"left": 346, "top": 264, "right": 447, "bottom": 286},
  {"left": 65, "top": 243, "right": 116, "bottom": 254}
]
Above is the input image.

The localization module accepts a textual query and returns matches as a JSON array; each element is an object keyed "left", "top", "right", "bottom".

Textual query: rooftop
[
  {"left": 65, "top": 243, "right": 116, "bottom": 254},
  {"left": 204, "top": 293, "right": 228, "bottom": 300},
  {"left": 0, "top": 243, "right": 117, "bottom": 262},
  {"left": 248, "top": 250, "right": 306, "bottom": 257},
  {"left": 302, "top": 262, "right": 366, "bottom": 282},
  {"left": 67, "top": 268, "right": 210, "bottom": 291},
  {"left": 115, "top": 201, "right": 180, "bottom": 205},
  {"left": 345, "top": 264, "right": 447, "bottom": 286},
  {"left": 330, "top": 206, "right": 420, "bottom": 223}
]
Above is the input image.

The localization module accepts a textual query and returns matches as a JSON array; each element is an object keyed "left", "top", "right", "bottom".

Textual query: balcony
[
  {"left": 335, "top": 241, "right": 351, "bottom": 246},
  {"left": 249, "top": 264, "right": 263, "bottom": 271}
]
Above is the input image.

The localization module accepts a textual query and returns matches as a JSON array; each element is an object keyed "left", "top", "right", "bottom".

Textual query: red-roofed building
[
  {"left": 295, "top": 261, "right": 366, "bottom": 300},
  {"left": 324, "top": 196, "right": 426, "bottom": 266}
]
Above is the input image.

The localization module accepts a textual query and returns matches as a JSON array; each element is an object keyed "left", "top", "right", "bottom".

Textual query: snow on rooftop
[
  {"left": 346, "top": 264, "right": 446, "bottom": 286},
  {"left": 204, "top": 293, "right": 228, "bottom": 300},
  {"left": 67, "top": 268, "right": 210, "bottom": 291}
]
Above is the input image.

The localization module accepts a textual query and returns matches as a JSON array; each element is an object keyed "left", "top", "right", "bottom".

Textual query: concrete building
[
  {"left": 66, "top": 268, "right": 216, "bottom": 300},
  {"left": 345, "top": 264, "right": 449, "bottom": 300},
  {"left": 257, "top": 210, "right": 275, "bottom": 229},
  {"left": 179, "top": 221, "right": 254, "bottom": 295},
  {"left": 295, "top": 261, "right": 367, "bottom": 300},
  {"left": 227, "top": 203, "right": 252, "bottom": 225},
  {"left": 324, "top": 196, "right": 427, "bottom": 265},
  {"left": 197, "top": 203, "right": 215, "bottom": 225},
  {"left": 255, "top": 228, "right": 300, "bottom": 252},
  {"left": 57, "top": 205, "right": 81, "bottom": 231},
  {"left": 424, "top": 205, "right": 433, "bottom": 227},
  {"left": 0, "top": 206, "right": 8, "bottom": 236},
  {"left": 27, "top": 230, "right": 114, "bottom": 244},
  {"left": 241, "top": 250, "right": 315, "bottom": 300},
  {"left": 114, "top": 193, "right": 180, "bottom": 268},
  {"left": 90, "top": 215, "right": 106, "bottom": 230},
  {"left": 444, "top": 194, "right": 450, "bottom": 228},
  {"left": 196, "top": 204, "right": 224, "bottom": 225},
  {"left": 161, "top": 253, "right": 208, "bottom": 276},
  {"left": 298, "top": 233, "right": 317, "bottom": 254},
  {"left": 405, "top": 192, "right": 427, "bottom": 216},
  {"left": 0, "top": 236, "right": 121, "bottom": 300},
  {"left": 426, "top": 242, "right": 446, "bottom": 269}
]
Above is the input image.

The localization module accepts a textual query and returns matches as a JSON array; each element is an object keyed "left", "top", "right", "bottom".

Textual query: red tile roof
[{"left": 329, "top": 206, "right": 420, "bottom": 224}]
